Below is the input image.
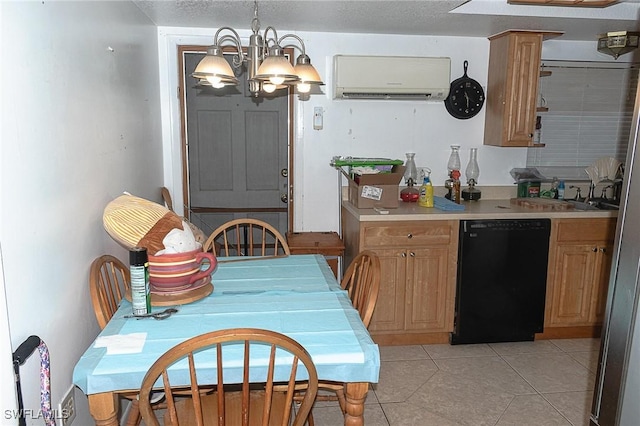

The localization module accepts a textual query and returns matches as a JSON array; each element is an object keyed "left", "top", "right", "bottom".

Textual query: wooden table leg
[
  {"left": 88, "top": 392, "right": 119, "bottom": 426},
  {"left": 343, "top": 382, "right": 369, "bottom": 426}
]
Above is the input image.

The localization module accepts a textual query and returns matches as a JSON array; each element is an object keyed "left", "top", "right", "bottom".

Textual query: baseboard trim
[
  {"left": 536, "top": 326, "right": 602, "bottom": 340},
  {"left": 371, "top": 332, "right": 450, "bottom": 346}
]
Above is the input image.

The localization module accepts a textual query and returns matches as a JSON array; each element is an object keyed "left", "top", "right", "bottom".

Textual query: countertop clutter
[{"left": 342, "top": 197, "right": 618, "bottom": 221}]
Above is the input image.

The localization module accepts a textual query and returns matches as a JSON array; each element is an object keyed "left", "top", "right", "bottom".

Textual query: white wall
[
  {"left": 1, "top": 2, "right": 162, "bottom": 425},
  {"left": 158, "top": 28, "right": 527, "bottom": 232},
  {"left": 158, "top": 28, "right": 620, "bottom": 232}
]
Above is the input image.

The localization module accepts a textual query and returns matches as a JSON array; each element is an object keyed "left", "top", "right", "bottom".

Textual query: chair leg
[
  {"left": 335, "top": 388, "right": 347, "bottom": 414},
  {"left": 307, "top": 410, "right": 315, "bottom": 426},
  {"left": 125, "top": 399, "right": 141, "bottom": 426}
]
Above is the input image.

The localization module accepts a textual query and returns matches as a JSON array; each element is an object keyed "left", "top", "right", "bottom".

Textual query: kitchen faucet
[
  {"left": 586, "top": 183, "right": 596, "bottom": 203},
  {"left": 569, "top": 185, "right": 584, "bottom": 201}
]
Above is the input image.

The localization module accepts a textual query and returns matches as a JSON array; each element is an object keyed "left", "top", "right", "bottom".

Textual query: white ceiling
[{"left": 133, "top": 0, "right": 640, "bottom": 41}]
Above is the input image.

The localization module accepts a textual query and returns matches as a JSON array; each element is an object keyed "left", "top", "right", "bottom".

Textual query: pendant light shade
[
  {"left": 294, "top": 54, "right": 323, "bottom": 85},
  {"left": 293, "top": 55, "right": 323, "bottom": 93},
  {"left": 192, "top": 46, "right": 238, "bottom": 85},
  {"left": 254, "top": 47, "right": 299, "bottom": 85}
]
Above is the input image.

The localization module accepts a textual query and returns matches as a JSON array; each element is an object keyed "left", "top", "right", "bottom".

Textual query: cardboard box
[{"left": 347, "top": 165, "right": 405, "bottom": 209}]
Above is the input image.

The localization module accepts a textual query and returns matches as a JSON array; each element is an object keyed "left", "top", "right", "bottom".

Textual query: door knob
[
  {"left": 281, "top": 168, "right": 288, "bottom": 178},
  {"left": 281, "top": 193, "right": 288, "bottom": 203}
]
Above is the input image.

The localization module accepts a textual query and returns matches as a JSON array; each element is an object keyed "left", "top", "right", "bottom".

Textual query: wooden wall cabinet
[
  {"left": 484, "top": 30, "right": 562, "bottom": 147},
  {"left": 342, "top": 212, "right": 458, "bottom": 345},
  {"left": 545, "top": 218, "right": 616, "bottom": 328}
]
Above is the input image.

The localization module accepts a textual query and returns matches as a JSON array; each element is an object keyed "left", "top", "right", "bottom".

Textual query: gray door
[{"left": 182, "top": 51, "right": 290, "bottom": 238}]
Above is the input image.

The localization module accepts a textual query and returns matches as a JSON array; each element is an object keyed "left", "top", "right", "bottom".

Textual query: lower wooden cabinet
[
  {"left": 545, "top": 218, "right": 616, "bottom": 328},
  {"left": 368, "top": 246, "right": 453, "bottom": 333},
  {"left": 341, "top": 206, "right": 617, "bottom": 343},
  {"left": 341, "top": 212, "right": 458, "bottom": 344}
]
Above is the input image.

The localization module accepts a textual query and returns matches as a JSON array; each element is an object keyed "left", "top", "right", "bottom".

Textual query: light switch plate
[{"left": 313, "top": 107, "right": 323, "bottom": 130}]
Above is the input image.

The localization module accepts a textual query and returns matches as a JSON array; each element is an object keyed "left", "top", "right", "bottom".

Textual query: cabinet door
[
  {"left": 368, "top": 248, "right": 407, "bottom": 332},
  {"left": 590, "top": 243, "right": 614, "bottom": 323},
  {"left": 405, "top": 247, "right": 453, "bottom": 332},
  {"left": 505, "top": 32, "right": 543, "bottom": 146},
  {"left": 548, "top": 243, "right": 598, "bottom": 326}
]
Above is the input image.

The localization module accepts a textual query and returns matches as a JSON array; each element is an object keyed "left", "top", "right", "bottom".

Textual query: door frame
[{"left": 177, "top": 45, "right": 295, "bottom": 232}]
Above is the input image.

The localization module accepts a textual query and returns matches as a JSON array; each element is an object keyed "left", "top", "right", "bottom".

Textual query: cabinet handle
[
  {"left": 409, "top": 252, "right": 415, "bottom": 257},
  {"left": 528, "top": 133, "right": 534, "bottom": 138},
  {"left": 401, "top": 252, "right": 407, "bottom": 258},
  {"left": 407, "top": 233, "right": 413, "bottom": 239},
  {"left": 599, "top": 247, "right": 607, "bottom": 253},
  {"left": 592, "top": 247, "right": 598, "bottom": 252}
]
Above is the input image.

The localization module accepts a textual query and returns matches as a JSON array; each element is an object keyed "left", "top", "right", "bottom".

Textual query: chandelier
[
  {"left": 597, "top": 31, "right": 640, "bottom": 60},
  {"left": 192, "top": 1, "right": 324, "bottom": 96}
]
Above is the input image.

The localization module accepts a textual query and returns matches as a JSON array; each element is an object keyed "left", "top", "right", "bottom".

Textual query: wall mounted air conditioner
[{"left": 334, "top": 55, "right": 451, "bottom": 100}]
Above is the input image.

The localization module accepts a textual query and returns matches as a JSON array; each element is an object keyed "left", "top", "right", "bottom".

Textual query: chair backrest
[
  {"left": 341, "top": 250, "right": 381, "bottom": 328},
  {"left": 161, "top": 186, "right": 174, "bottom": 212},
  {"left": 138, "top": 328, "right": 318, "bottom": 426},
  {"left": 89, "top": 255, "right": 130, "bottom": 329},
  {"left": 203, "top": 219, "right": 291, "bottom": 257}
]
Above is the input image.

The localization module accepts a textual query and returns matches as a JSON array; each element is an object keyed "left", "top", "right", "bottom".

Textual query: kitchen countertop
[{"left": 343, "top": 199, "right": 619, "bottom": 222}]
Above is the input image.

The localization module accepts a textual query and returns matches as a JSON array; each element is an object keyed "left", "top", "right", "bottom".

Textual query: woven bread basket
[{"left": 103, "top": 194, "right": 184, "bottom": 255}]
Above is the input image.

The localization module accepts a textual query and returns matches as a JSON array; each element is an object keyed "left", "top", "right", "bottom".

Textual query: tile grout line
[
  {"left": 491, "top": 394, "right": 518, "bottom": 426},
  {"left": 499, "top": 352, "right": 575, "bottom": 425},
  {"left": 494, "top": 339, "right": 596, "bottom": 426}
]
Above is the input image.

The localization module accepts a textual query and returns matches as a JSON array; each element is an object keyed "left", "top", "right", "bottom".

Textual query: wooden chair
[
  {"left": 89, "top": 255, "right": 164, "bottom": 426},
  {"left": 89, "top": 255, "right": 130, "bottom": 330},
  {"left": 292, "top": 251, "right": 381, "bottom": 424},
  {"left": 161, "top": 186, "right": 174, "bottom": 212},
  {"left": 203, "top": 218, "right": 291, "bottom": 257},
  {"left": 340, "top": 250, "right": 381, "bottom": 329},
  {"left": 138, "top": 328, "right": 318, "bottom": 426},
  {"left": 160, "top": 186, "right": 209, "bottom": 246}
]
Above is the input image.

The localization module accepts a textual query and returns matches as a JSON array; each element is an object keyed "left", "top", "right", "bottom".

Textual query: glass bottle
[
  {"left": 465, "top": 148, "right": 480, "bottom": 185},
  {"left": 447, "top": 145, "right": 461, "bottom": 173},
  {"left": 403, "top": 152, "right": 418, "bottom": 185},
  {"left": 451, "top": 170, "right": 461, "bottom": 204}
]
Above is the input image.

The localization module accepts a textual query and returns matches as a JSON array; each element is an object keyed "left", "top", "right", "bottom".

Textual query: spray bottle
[{"left": 418, "top": 168, "right": 434, "bottom": 208}]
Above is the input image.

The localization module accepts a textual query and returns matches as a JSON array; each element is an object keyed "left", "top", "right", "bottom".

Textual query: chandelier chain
[{"left": 251, "top": 0, "right": 260, "bottom": 34}]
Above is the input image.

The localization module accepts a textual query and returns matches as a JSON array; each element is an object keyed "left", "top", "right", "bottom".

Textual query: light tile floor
[
  {"left": 310, "top": 338, "right": 600, "bottom": 426},
  {"left": 142, "top": 338, "right": 599, "bottom": 426}
]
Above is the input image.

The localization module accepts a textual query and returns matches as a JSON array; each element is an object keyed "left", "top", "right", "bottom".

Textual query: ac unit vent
[{"left": 334, "top": 55, "right": 451, "bottom": 101}]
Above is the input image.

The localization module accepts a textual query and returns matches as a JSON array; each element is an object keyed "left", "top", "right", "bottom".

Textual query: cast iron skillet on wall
[{"left": 444, "top": 61, "right": 485, "bottom": 120}]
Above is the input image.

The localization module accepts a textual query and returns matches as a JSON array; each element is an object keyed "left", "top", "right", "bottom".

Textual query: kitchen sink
[{"left": 567, "top": 199, "right": 620, "bottom": 211}]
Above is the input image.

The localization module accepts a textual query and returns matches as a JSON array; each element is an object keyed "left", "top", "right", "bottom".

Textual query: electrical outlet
[{"left": 58, "top": 385, "right": 76, "bottom": 426}]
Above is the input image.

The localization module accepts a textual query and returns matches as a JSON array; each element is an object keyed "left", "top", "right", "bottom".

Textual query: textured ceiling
[{"left": 132, "top": 0, "right": 640, "bottom": 41}]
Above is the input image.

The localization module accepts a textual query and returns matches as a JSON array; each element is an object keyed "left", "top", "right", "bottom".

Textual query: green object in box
[
  {"left": 331, "top": 157, "right": 404, "bottom": 167},
  {"left": 517, "top": 181, "right": 541, "bottom": 198}
]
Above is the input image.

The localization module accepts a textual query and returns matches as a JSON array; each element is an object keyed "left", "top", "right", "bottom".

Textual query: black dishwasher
[{"left": 450, "top": 219, "right": 551, "bottom": 345}]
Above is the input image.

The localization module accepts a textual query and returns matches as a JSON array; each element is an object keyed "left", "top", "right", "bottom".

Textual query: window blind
[{"left": 526, "top": 61, "right": 638, "bottom": 168}]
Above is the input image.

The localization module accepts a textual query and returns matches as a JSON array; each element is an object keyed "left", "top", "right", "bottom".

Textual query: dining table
[{"left": 73, "top": 254, "right": 380, "bottom": 426}]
